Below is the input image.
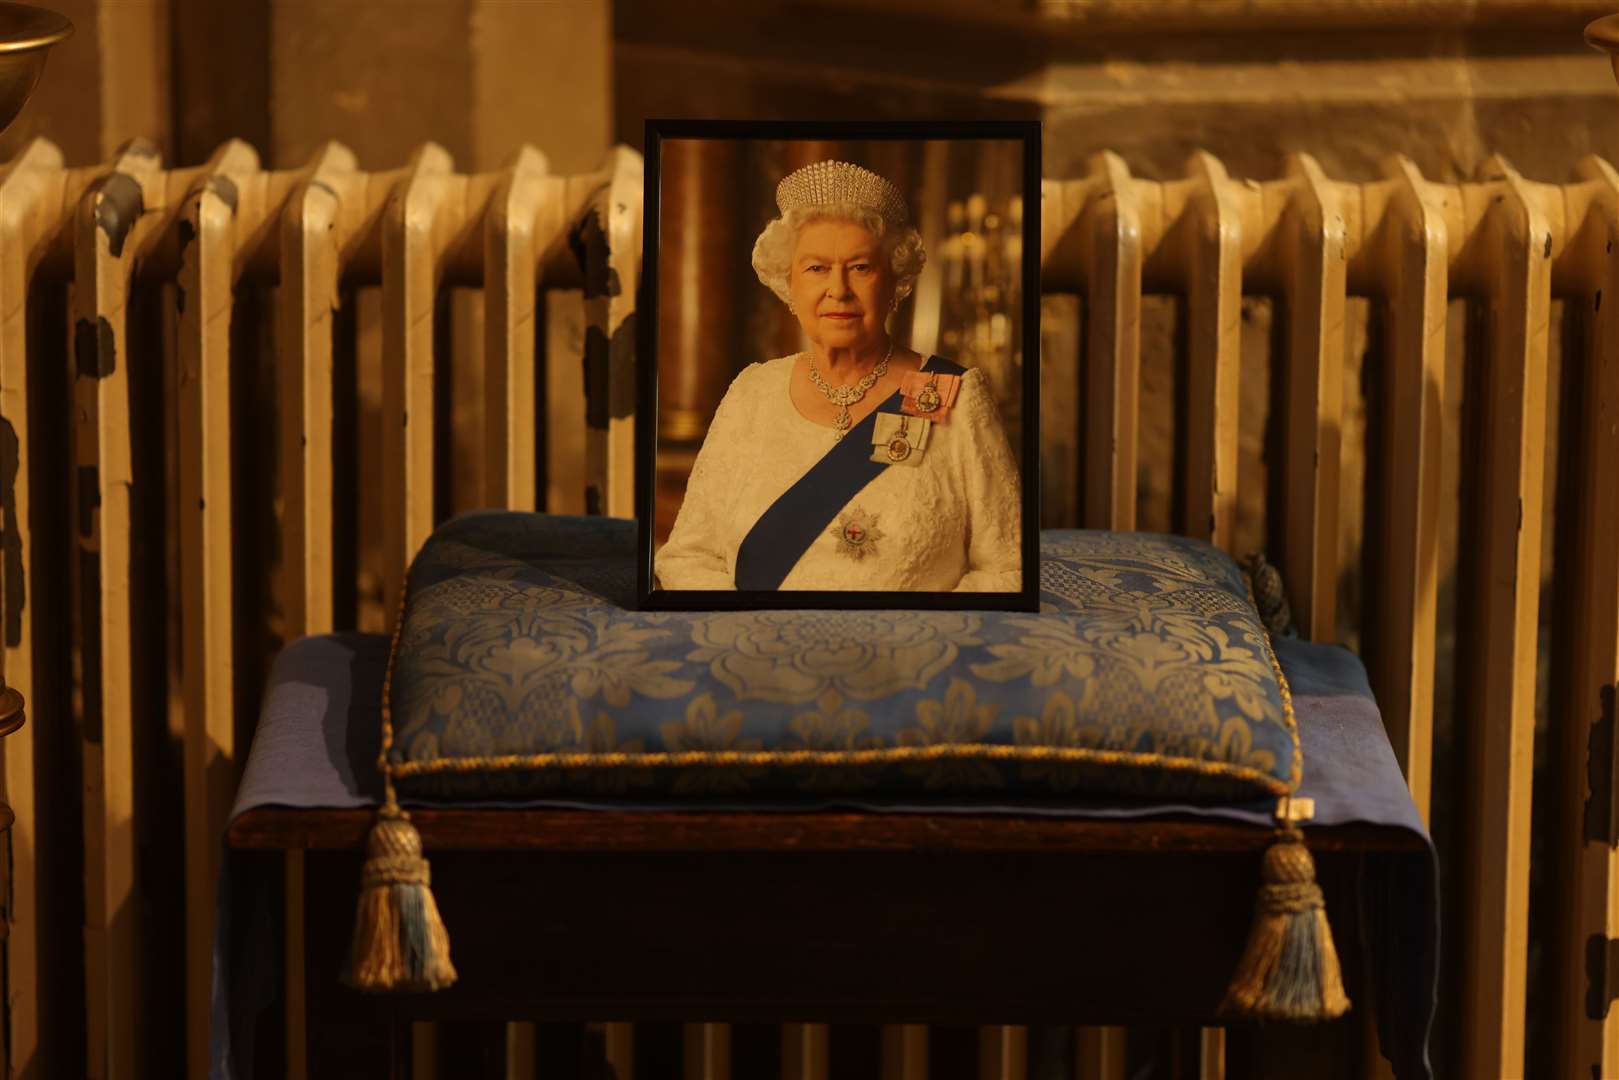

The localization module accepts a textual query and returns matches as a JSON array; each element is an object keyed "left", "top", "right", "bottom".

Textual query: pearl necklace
[{"left": 807, "top": 343, "right": 893, "bottom": 438}]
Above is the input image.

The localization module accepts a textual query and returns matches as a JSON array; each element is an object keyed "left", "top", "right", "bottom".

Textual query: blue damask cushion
[{"left": 385, "top": 512, "right": 1299, "bottom": 802}]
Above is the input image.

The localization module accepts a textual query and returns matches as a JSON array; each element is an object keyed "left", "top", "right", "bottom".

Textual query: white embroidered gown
[{"left": 655, "top": 355, "right": 1023, "bottom": 591}]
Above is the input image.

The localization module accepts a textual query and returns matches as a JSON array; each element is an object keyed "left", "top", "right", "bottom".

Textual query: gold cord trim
[
  {"left": 384, "top": 741, "right": 1291, "bottom": 794},
  {"left": 377, "top": 582, "right": 413, "bottom": 815},
  {"left": 1244, "top": 570, "right": 1303, "bottom": 792}
]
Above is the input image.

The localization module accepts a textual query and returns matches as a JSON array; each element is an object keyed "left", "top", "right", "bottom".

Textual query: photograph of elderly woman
[{"left": 644, "top": 129, "right": 1035, "bottom": 605}]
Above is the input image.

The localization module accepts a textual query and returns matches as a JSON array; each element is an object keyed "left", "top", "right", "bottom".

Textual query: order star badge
[{"left": 828, "top": 507, "right": 884, "bottom": 561}]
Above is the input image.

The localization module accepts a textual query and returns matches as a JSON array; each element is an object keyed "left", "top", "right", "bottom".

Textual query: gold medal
[
  {"left": 886, "top": 416, "right": 912, "bottom": 461},
  {"left": 870, "top": 412, "right": 929, "bottom": 466},
  {"left": 915, "top": 374, "right": 941, "bottom": 413}
]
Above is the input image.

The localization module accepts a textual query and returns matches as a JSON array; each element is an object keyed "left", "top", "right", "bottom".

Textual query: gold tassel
[
  {"left": 1221, "top": 825, "right": 1350, "bottom": 1021},
  {"left": 342, "top": 794, "right": 457, "bottom": 992}
]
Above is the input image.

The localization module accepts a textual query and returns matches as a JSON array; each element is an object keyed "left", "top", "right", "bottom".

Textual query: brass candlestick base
[
  {"left": 0, "top": 4, "right": 69, "bottom": 134},
  {"left": 1588, "top": 14, "right": 1619, "bottom": 49},
  {"left": 0, "top": 686, "right": 22, "bottom": 739}
]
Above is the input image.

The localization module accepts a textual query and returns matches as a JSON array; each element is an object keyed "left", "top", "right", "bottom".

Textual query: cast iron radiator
[{"left": 0, "top": 134, "right": 1615, "bottom": 1078}]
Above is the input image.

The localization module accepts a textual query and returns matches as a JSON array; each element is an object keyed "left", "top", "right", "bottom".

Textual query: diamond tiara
[{"left": 775, "top": 160, "right": 909, "bottom": 227}]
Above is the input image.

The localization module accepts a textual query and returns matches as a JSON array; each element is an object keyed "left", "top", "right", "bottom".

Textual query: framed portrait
[{"left": 636, "top": 119, "right": 1040, "bottom": 611}]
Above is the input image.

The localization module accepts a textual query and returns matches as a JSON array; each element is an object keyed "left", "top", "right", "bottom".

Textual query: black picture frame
[{"left": 636, "top": 118, "right": 1041, "bottom": 611}]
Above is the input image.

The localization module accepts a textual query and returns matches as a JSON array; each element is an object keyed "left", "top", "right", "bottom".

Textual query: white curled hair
[{"left": 751, "top": 203, "right": 927, "bottom": 307}]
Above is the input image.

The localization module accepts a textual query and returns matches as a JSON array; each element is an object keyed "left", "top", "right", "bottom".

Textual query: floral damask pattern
[
  {"left": 970, "top": 619, "right": 1099, "bottom": 686},
  {"left": 898, "top": 680, "right": 1003, "bottom": 790},
  {"left": 394, "top": 603, "right": 695, "bottom": 762},
  {"left": 1013, "top": 691, "right": 1104, "bottom": 790},
  {"left": 562, "top": 714, "right": 653, "bottom": 794},
  {"left": 784, "top": 691, "right": 887, "bottom": 791},
  {"left": 786, "top": 691, "right": 881, "bottom": 752},
  {"left": 687, "top": 609, "right": 981, "bottom": 703},
  {"left": 658, "top": 694, "right": 765, "bottom": 793},
  {"left": 388, "top": 514, "right": 1299, "bottom": 802}
]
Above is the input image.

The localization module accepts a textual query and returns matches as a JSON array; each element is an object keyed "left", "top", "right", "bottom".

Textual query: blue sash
[{"left": 734, "top": 355, "right": 965, "bottom": 590}]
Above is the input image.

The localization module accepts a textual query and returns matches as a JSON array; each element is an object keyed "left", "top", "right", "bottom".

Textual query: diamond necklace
[{"left": 807, "top": 343, "right": 893, "bottom": 438}]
